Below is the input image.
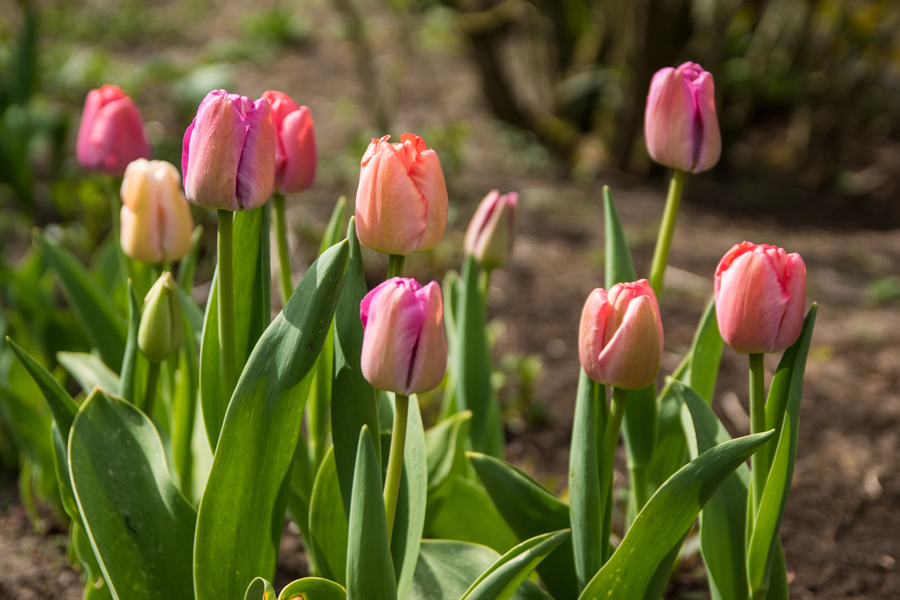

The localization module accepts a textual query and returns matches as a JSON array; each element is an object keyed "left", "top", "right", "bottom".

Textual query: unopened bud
[{"left": 138, "top": 272, "right": 183, "bottom": 362}]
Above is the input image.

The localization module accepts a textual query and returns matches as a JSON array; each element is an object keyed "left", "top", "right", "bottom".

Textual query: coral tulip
[
  {"left": 464, "top": 190, "right": 518, "bottom": 270},
  {"left": 262, "top": 90, "right": 316, "bottom": 194},
  {"left": 579, "top": 279, "right": 663, "bottom": 390},
  {"left": 355, "top": 134, "right": 448, "bottom": 256},
  {"left": 76, "top": 84, "right": 151, "bottom": 176},
  {"left": 715, "top": 242, "right": 807, "bottom": 354}
]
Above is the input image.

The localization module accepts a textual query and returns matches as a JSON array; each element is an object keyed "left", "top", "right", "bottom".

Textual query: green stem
[
  {"left": 631, "top": 465, "right": 650, "bottom": 514},
  {"left": 648, "top": 168, "right": 687, "bottom": 296},
  {"left": 217, "top": 209, "right": 237, "bottom": 407},
  {"left": 749, "top": 352, "right": 767, "bottom": 521},
  {"left": 387, "top": 254, "right": 405, "bottom": 279},
  {"left": 478, "top": 268, "right": 491, "bottom": 303},
  {"left": 383, "top": 393, "right": 409, "bottom": 542},
  {"left": 598, "top": 387, "right": 628, "bottom": 543},
  {"left": 143, "top": 361, "right": 161, "bottom": 418},
  {"left": 273, "top": 193, "right": 294, "bottom": 305}
]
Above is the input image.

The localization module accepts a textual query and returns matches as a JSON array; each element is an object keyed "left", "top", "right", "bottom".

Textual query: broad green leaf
[
  {"left": 33, "top": 230, "right": 126, "bottom": 370},
  {"left": 346, "top": 426, "right": 396, "bottom": 600},
  {"left": 69, "top": 388, "right": 196, "bottom": 600},
  {"left": 309, "top": 448, "right": 348, "bottom": 585},
  {"left": 118, "top": 281, "right": 141, "bottom": 402},
  {"left": 7, "top": 337, "right": 77, "bottom": 433},
  {"left": 602, "top": 186, "right": 636, "bottom": 290},
  {"left": 392, "top": 395, "right": 428, "bottom": 600},
  {"left": 279, "top": 577, "right": 347, "bottom": 600},
  {"left": 199, "top": 267, "right": 221, "bottom": 449},
  {"left": 425, "top": 410, "right": 471, "bottom": 491},
  {"left": 245, "top": 578, "right": 276, "bottom": 600},
  {"left": 57, "top": 351, "right": 119, "bottom": 396},
  {"left": 468, "top": 453, "right": 578, "bottom": 600},
  {"left": 683, "top": 296, "right": 724, "bottom": 403},
  {"left": 287, "top": 429, "right": 316, "bottom": 573},
  {"left": 172, "top": 302, "right": 200, "bottom": 496},
  {"left": 194, "top": 241, "right": 349, "bottom": 600},
  {"left": 233, "top": 203, "right": 272, "bottom": 375},
  {"left": 579, "top": 429, "right": 776, "bottom": 600},
  {"left": 461, "top": 530, "right": 570, "bottom": 600}
]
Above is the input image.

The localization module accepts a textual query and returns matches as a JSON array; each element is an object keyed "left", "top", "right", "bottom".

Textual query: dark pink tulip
[
  {"left": 262, "top": 90, "right": 317, "bottom": 194},
  {"left": 182, "top": 90, "right": 276, "bottom": 211},
  {"left": 360, "top": 278, "right": 447, "bottom": 395},
  {"left": 464, "top": 190, "right": 518, "bottom": 270},
  {"left": 76, "top": 84, "right": 151, "bottom": 176},
  {"left": 715, "top": 242, "right": 807, "bottom": 354},
  {"left": 644, "top": 62, "right": 721, "bottom": 173},
  {"left": 579, "top": 279, "right": 663, "bottom": 390}
]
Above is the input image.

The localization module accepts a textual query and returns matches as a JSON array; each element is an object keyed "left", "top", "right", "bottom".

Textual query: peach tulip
[
  {"left": 262, "top": 90, "right": 316, "bottom": 194},
  {"left": 76, "top": 84, "right": 150, "bottom": 176},
  {"left": 464, "top": 190, "right": 518, "bottom": 270}
]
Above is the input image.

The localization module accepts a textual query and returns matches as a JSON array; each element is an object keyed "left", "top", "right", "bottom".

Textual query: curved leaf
[
  {"left": 279, "top": 577, "right": 347, "bottom": 600},
  {"left": 57, "top": 351, "right": 119, "bottom": 396},
  {"left": 308, "top": 448, "right": 348, "bottom": 585},
  {"left": 245, "top": 578, "right": 276, "bottom": 600},
  {"left": 199, "top": 267, "right": 221, "bottom": 449},
  {"left": 392, "top": 395, "right": 428, "bottom": 600},
  {"left": 7, "top": 337, "right": 77, "bottom": 433},
  {"left": 118, "top": 280, "right": 141, "bottom": 402}
]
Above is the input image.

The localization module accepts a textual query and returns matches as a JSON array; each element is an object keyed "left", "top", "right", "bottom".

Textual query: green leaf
[
  {"left": 602, "top": 186, "right": 636, "bottom": 290},
  {"left": 308, "top": 448, "right": 348, "bottom": 585},
  {"left": 579, "top": 429, "right": 776, "bottom": 600},
  {"left": 193, "top": 241, "right": 349, "bottom": 600},
  {"left": 57, "top": 351, "right": 120, "bottom": 395},
  {"left": 178, "top": 225, "right": 204, "bottom": 293},
  {"left": 319, "top": 196, "right": 348, "bottom": 254},
  {"left": 118, "top": 281, "right": 141, "bottom": 403},
  {"left": 346, "top": 425, "right": 397, "bottom": 600},
  {"left": 425, "top": 410, "right": 471, "bottom": 491},
  {"left": 33, "top": 230, "right": 126, "bottom": 371},
  {"left": 199, "top": 267, "right": 221, "bottom": 449},
  {"left": 172, "top": 301, "right": 200, "bottom": 496},
  {"left": 6, "top": 337, "right": 78, "bottom": 434},
  {"left": 468, "top": 453, "right": 578, "bottom": 600},
  {"left": 392, "top": 394, "right": 428, "bottom": 600},
  {"left": 233, "top": 204, "right": 272, "bottom": 375},
  {"left": 683, "top": 297, "right": 724, "bottom": 403},
  {"left": 245, "top": 578, "right": 276, "bottom": 600},
  {"left": 279, "top": 577, "right": 347, "bottom": 600},
  {"left": 68, "top": 388, "right": 196, "bottom": 600},
  {"left": 437, "top": 269, "right": 462, "bottom": 420}
]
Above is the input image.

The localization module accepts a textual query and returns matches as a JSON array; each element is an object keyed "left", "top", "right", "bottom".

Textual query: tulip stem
[
  {"left": 479, "top": 268, "right": 491, "bottom": 303},
  {"left": 749, "top": 352, "right": 767, "bottom": 522},
  {"left": 383, "top": 393, "right": 409, "bottom": 543},
  {"left": 273, "top": 193, "right": 294, "bottom": 305},
  {"left": 648, "top": 168, "right": 687, "bottom": 296},
  {"left": 387, "top": 255, "right": 405, "bottom": 279},
  {"left": 217, "top": 209, "right": 237, "bottom": 409},
  {"left": 142, "top": 361, "right": 161, "bottom": 418},
  {"left": 598, "top": 387, "right": 628, "bottom": 542}
]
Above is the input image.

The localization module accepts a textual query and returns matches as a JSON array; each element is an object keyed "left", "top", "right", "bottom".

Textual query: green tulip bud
[{"left": 138, "top": 272, "right": 183, "bottom": 362}]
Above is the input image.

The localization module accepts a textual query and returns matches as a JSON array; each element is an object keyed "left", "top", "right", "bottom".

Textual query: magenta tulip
[
  {"left": 181, "top": 90, "right": 276, "bottom": 211},
  {"left": 262, "top": 90, "right": 316, "bottom": 194},
  {"left": 644, "top": 62, "right": 721, "bottom": 173},
  {"left": 579, "top": 279, "right": 663, "bottom": 390},
  {"left": 360, "top": 277, "right": 447, "bottom": 395},
  {"left": 715, "top": 242, "right": 807, "bottom": 354},
  {"left": 464, "top": 190, "right": 518, "bottom": 270},
  {"left": 355, "top": 134, "right": 448, "bottom": 256},
  {"left": 76, "top": 84, "right": 151, "bottom": 176}
]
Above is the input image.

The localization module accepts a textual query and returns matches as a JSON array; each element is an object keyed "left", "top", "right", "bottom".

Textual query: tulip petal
[
  {"left": 645, "top": 68, "right": 695, "bottom": 172},
  {"left": 692, "top": 71, "right": 722, "bottom": 173},
  {"left": 277, "top": 107, "right": 316, "bottom": 194},
  {"left": 464, "top": 190, "right": 500, "bottom": 255},
  {"left": 596, "top": 296, "right": 663, "bottom": 390},
  {"left": 235, "top": 99, "right": 276, "bottom": 210},
  {"left": 184, "top": 91, "right": 244, "bottom": 211},
  {"left": 408, "top": 147, "right": 448, "bottom": 253},
  {"left": 772, "top": 253, "right": 807, "bottom": 351},
  {"left": 579, "top": 289, "right": 611, "bottom": 385},
  {"left": 407, "top": 282, "right": 447, "bottom": 394}
]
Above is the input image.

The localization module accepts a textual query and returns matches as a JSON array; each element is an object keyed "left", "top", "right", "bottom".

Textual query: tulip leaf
[
  {"left": 682, "top": 296, "right": 724, "bottom": 403},
  {"left": 425, "top": 409, "right": 471, "bottom": 492},
  {"left": 319, "top": 196, "right": 348, "bottom": 254},
  {"left": 438, "top": 269, "right": 462, "bottom": 419},
  {"left": 392, "top": 394, "right": 428, "bottom": 600},
  {"left": 245, "top": 578, "right": 276, "bottom": 600},
  {"left": 172, "top": 304, "right": 200, "bottom": 497},
  {"left": 193, "top": 241, "right": 349, "bottom": 600},
  {"left": 69, "top": 388, "right": 196, "bottom": 600},
  {"left": 233, "top": 203, "right": 272, "bottom": 374},
  {"left": 6, "top": 337, "right": 78, "bottom": 434},
  {"left": 308, "top": 447, "right": 348, "bottom": 585},
  {"left": 199, "top": 267, "right": 222, "bottom": 449},
  {"left": 287, "top": 429, "right": 316, "bottom": 572},
  {"left": 279, "top": 578, "right": 347, "bottom": 600},
  {"left": 346, "top": 426, "right": 397, "bottom": 600},
  {"left": 57, "top": 351, "right": 120, "bottom": 395},
  {"left": 602, "top": 186, "right": 636, "bottom": 290},
  {"left": 579, "top": 429, "right": 776, "bottom": 600},
  {"left": 119, "top": 280, "right": 141, "bottom": 403},
  {"left": 33, "top": 230, "right": 126, "bottom": 372}
]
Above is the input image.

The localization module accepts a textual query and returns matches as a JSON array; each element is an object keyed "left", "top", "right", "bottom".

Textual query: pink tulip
[
  {"left": 355, "top": 134, "right": 448, "bottom": 256},
  {"left": 645, "top": 62, "right": 721, "bottom": 173},
  {"left": 715, "top": 242, "right": 807, "bottom": 354},
  {"left": 579, "top": 279, "right": 663, "bottom": 390},
  {"left": 182, "top": 90, "right": 276, "bottom": 211},
  {"left": 76, "top": 84, "right": 151, "bottom": 176},
  {"left": 262, "top": 90, "right": 317, "bottom": 194},
  {"left": 464, "top": 190, "right": 518, "bottom": 270},
  {"left": 360, "top": 277, "right": 447, "bottom": 395},
  {"left": 120, "top": 159, "right": 194, "bottom": 264}
]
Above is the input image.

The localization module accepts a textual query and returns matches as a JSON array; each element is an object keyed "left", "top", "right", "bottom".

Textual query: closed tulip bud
[
  {"left": 645, "top": 62, "right": 721, "bottom": 173},
  {"left": 715, "top": 242, "right": 807, "bottom": 354},
  {"left": 464, "top": 190, "right": 518, "bottom": 270},
  {"left": 139, "top": 272, "right": 183, "bottom": 363},
  {"left": 355, "top": 134, "right": 448, "bottom": 256},
  {"left": 262, "top": 90, "right": 316, "bottom": 194},
  {"left": 182, "top": 90, "right": 276, "bottom": 211},
  {"left": 360, "top": 277, "right": 447, "bottom": 395},
  {"left": 579, "top": 279, "right": 663, "bottom": 390},
  {"left": 120, "top": 159, "right": 194, "bottom": 264},
  {"left": 76, "top": 84, "right": 151, "bottom": 176}
]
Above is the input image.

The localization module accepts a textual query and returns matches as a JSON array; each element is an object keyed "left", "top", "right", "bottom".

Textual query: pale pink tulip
[
  {"left": 76, "top": 84, "right": 150, "bottom": 176},
  {"left": 262, "top": 90, "right": 316, "bottom": 194},
  {"left": 464, "top": 190, "right": 518, "bottom": 270}
]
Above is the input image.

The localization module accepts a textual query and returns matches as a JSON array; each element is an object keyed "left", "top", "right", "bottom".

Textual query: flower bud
[
  {"left": 120, "top": 159, "right": 194, "bottom": 264},
  {"left": 76, "top": 84, "right": 151, "bottom": 176},
  {"left": 262, "top": 90, "right": 316, "bottom": 194},
  {"left": 139, "top": 272, "right": 183, "bottom": 362},
  {"left": 579, "top": 279, "right": 663, "bottom": 390},
  {"left": 715, "top": 242, "right": 807, "bottom": 354},
  {"left": 360, "top": 277, "right": 447, "bottom": 395},
  {"left": 464, "top": 190, "right": 518, "bottom": 271},
  {"left": 355, "top": 134, "right": 448, "bottom": 256},
  {"left": 182, "top": 90, "right": 276, "bottom": 211},
  {"left": 644, "top": 62, "right": 721, "bottom": 173}
]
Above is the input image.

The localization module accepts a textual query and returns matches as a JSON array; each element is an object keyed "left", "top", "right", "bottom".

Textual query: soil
[{"left": 2, "top": 2, "right": 899, "bottom": 598}]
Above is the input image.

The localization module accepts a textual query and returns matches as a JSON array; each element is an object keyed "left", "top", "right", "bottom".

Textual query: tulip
[
  {"left": 262, "top": 90, "right": 317, "bottom": 194},
  {"left": 714, "top": 242, "right": 807, "bottom": 354},
  {"left": 579, "top": 279, "right": 663, "bottom": 390},
  {"left": 360, "top": 277, "right": 447, "bottom": 395},
  {"left": 644, "top": 62, "right": 721, "bottom": 174},
  {"left": 355, "top": 134, "right": 448, "bottom": 256},
  {"left": 139, "top": 272, "right": 183, "bottom": 363},
  {"left": 464, "top": 190, "right": 518, "bottom": 271},
  {"left": 119, "top": 159, "right": 194, "bottom": 264},
  {"left": 182, "top": 89, "right": 276, "bottom": 211},
  {"left": 76, "top": 84, "right": 151, "bottom": 176}
]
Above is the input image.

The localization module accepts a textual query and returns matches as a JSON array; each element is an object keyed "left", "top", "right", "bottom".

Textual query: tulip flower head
[
  {"left": 139, "top": 272, "right": 183, "bottom": 363},
  {"left": 715, "top": 242, "right": 807, "bottom": 354},
  {"left": 360, "top": 277, "right": 447, "bottom": 395},
  {"left": 120, "top": 159, "right": 194, "bottom": 264},
  {"left": 579, "top": 280, "right": 663, "bottom": 390},
  {"left": 355, "top": 134, "right": 448, "bottom": 256},
  {"left": 464, "top": 190, "right": 518, "bottom": 271},
  {"left": 645, "top": 62, "right": 721, "bottom": 173},
  {"left": 76, "top": 84, "right": 151, "bottom": 176},
  {"left": 182, "top": 90, "right": 276, "bottom": 211},
  {"left": 262, "top": 90, "right": 317, "bottom": 194}
]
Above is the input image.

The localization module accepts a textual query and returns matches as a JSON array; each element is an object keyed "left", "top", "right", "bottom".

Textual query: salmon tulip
[{"left": 262, "top": 90, "right": 316, "bottom": 194}]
